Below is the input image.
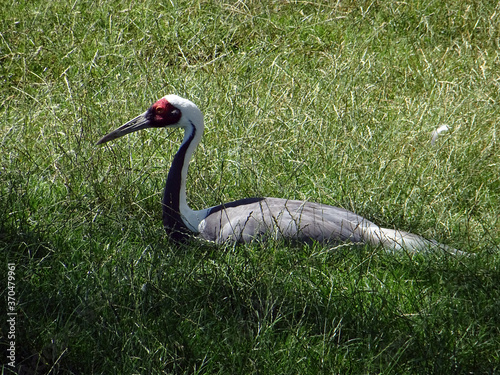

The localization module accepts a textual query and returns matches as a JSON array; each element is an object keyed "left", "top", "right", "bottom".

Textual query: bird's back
[{"left": 198, "top": 197, "right": 374, "bottom": 244}]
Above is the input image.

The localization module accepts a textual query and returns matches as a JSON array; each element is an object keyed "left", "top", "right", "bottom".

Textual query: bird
[{"left": 97, "top": 94, "right": 463, "bottom": 255}]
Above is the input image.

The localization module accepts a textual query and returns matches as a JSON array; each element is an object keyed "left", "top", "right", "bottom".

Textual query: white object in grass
[{"left": 431, "top": 124, "right": 450, "bottom": 145}]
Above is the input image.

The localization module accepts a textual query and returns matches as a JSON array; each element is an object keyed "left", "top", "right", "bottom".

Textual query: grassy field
[{"left": 1, "top": 0, "right": 499, "bottom": 373}]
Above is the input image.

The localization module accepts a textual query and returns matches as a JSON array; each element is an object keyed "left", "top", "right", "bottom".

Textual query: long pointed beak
[{"left": 96, "top": 112, "right": 151, "bottom": 145}]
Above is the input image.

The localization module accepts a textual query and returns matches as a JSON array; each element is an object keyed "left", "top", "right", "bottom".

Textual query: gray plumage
[{"left": 199, "top": 197, "right": 460, "bottom": 254}]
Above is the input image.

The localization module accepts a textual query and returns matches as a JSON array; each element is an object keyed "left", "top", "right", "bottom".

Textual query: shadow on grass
[{"left": 1, "top": 227, "right": 499, "bottom": 374}]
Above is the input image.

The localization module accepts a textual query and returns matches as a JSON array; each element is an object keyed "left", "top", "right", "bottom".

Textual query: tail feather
[{"left": 363, "top": 226, "right": 467, "bottom": 256}]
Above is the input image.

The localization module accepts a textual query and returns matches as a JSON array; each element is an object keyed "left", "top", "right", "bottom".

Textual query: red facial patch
[{"left": 151, "top": 98, "right": 182, "bottom": 126}]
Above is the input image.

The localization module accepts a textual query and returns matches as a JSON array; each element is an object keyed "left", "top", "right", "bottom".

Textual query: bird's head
[{"left": 96, "top": 95, "right": 203, "bottom": 145}]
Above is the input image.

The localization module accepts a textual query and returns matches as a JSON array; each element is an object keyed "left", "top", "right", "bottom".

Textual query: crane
[{"left": 97, "top": 95, "right": 462, "bottom": 254}]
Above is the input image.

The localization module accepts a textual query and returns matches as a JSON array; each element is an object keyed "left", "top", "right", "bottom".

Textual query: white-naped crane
[{"left": 97, "top": 95, "right": 463, "bottom": 255}]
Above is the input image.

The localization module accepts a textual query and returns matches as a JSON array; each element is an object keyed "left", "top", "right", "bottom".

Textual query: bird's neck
[{"left": 162, "top": 121, "right": 209, "bottom": 239}]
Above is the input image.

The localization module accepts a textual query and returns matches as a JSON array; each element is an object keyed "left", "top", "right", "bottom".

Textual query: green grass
[{"left": 1, "top": 0, "right": 499, "bottom": 373}]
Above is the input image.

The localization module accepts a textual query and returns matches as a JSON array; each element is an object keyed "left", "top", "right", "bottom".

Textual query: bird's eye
[{"left": 155, "top": 106, "right": 166, "bottom": 114}]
